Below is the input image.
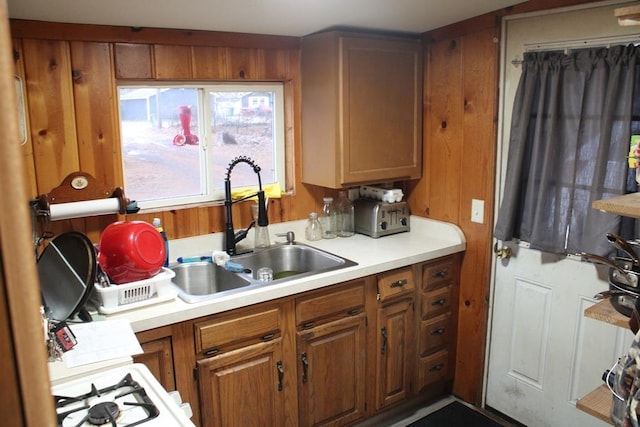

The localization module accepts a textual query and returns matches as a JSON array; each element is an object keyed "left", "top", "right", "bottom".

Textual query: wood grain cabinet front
[
  {"left": 193, "top": 301, "right": 297, "bottom": 427},
  {"left": 416, "top": 256, "right": 460, "bottom": 393},
  {"left": 301, "top": 30, "right": 423, "bottom": 188},
  {"left": 373, "top": 266, "right": 416, "bottom": 411},
  {"left": 131, "top": 260, "right": 463, "bottom": 427},
  {"left": 295, "top": 279, "right": 369, "bottom": 427}
]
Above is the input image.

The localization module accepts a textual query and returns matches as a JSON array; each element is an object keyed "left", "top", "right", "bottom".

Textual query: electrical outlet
[{"left": 471, "top": 199, "right": 484, "bottom": 224}]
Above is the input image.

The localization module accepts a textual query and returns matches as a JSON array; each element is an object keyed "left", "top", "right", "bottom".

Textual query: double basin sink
[{"left": 170, "top": 243, "right": 357, "bottom": 303}]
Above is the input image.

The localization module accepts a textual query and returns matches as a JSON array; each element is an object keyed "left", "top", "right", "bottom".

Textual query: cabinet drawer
[
  {"left": 419, "top": 313, "right": 452, "bottom": 355},
  {"left": 421, "top": 285, "right": 452, "bottom": 318},
  {"left": 377, "top": 267, "right": 415, "bottom": 301},
  {"left": 417, "top": 349, "right": 449, "bottom": 390},
  {"left": 195, "top": 307, "right": 280, "bottom": 355},
  {"left": 422, "top": 258, "right": 457, "bottom": 291},
  {"left": 296, "top": 282, "right": 365, "bottom": 328}
]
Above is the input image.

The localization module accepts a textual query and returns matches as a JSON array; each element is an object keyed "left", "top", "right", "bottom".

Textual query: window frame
[{"left": 116, "top": 81, "right": 287, "bottom": 211}]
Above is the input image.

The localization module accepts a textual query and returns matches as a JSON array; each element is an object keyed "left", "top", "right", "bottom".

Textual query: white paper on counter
[{"left": 65, "top": 320, "right": 143, "bottom": 368}]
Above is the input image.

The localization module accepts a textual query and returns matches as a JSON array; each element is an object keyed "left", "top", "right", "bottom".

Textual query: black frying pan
[{"left": 37, "top": 232, "right": 96, "bottom": 321}]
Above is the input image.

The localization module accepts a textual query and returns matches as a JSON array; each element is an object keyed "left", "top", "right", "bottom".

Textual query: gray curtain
[{"left": 494, "top": 45, "right": 640, "bottom": 256}]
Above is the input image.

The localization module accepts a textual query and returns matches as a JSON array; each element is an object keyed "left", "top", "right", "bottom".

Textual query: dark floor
[{"left": 384, "top": 397, "right": 520, "bottom": 427}]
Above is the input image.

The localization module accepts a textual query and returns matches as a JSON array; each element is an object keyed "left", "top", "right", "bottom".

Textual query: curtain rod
[{"left": 511, "top": 33, "right": 640, "bottom": 66}]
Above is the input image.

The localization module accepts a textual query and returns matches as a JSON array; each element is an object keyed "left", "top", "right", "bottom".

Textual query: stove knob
[{"left": 380, "top": 221, "right": 387, "bottom": 230}]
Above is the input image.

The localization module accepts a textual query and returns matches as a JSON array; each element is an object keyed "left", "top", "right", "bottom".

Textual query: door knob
[{"left": 494, "top": 242, "right": 512, "bottom": 259}]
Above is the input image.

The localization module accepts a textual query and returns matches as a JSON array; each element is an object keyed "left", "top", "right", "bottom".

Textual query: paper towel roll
[{"left": 48, "top": 198, "right": 121, "bottom": 220}]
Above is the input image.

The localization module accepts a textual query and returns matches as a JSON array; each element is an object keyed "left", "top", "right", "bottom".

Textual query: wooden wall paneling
[
  {"left": 168, "top": 208, "right": 201, "bottom": 239},
  {"left": 451, "top": 28, "right": 499, "bottom": 404},
  {"left": 191, "top": 46, "right": 228, "bottom": 79},
  {"left": 10, "top": 19, "right": 300, "bottom": 51},
  {"left": 70, "top": 41, "right": 121, "bottom": 188},
  {"left": 114, "top": 43, "right": 154, "bottom": 79},
  {"left": 154, "top": 44, "right": 192, "bottom": 79},
  {"left": 22, "top": 38, "right": 80, "bottom": 195},
  {"left": 264, "top": 49, "right": 292, "bottom": 80},
  {"left": 425, "top": 37, "right": 464, "bottom": 223},
  {"left": 228, "top": 47, "right": 261, "bottom": 79},
  {"left": 195, "top": 205, "right": 224, "bottom": 235},
  {"left": 13, "top": 38, "right": 37, "bottom": 198}
]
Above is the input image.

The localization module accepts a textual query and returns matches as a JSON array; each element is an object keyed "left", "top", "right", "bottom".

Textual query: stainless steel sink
[
  {"left": 171, "top": 262, "right": 251, "bottom": 303},
  {"left": 233, "top": 243, "right": 357, "bottom": 281},
  {"left": 170, "top": 243, "right": 357, "bottom": 303}
]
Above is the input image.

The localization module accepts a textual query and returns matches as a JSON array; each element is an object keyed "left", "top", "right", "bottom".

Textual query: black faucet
[{"left": 224, "top": 156, "right": 268, "bottom": 255}]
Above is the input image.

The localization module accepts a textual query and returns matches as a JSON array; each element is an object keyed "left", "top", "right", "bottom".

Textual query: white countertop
[{"left": 106, "top": 216, "right": 465, "bottom": 332}]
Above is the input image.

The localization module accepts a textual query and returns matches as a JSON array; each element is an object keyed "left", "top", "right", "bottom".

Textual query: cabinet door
[
  {"left": 376, "top": 298, "right": 414, "bottom": 410},
  {"left": 134, "top": 327, "right": 177, "bottom": 392},
  {"left": 197, "top": 339, "right": 286, "bottom": 427},
  {"left": 341, "top": 36, "right": 422, "bottom": 185},
  {"left": 133, "top": 336, "right": 175, "bottom": 391},
  {"left": 297, "top": 314, "right": 367, "bottom": 427}
]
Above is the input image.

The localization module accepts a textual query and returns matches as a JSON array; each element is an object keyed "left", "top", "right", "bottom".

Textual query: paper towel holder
[{"left": 34, "top": 171, "right": 130, "bottom": 220}]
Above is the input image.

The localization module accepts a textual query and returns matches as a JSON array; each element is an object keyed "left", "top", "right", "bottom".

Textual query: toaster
[{"left": 353, "top": 198, "right": 410, "bottom": 238}]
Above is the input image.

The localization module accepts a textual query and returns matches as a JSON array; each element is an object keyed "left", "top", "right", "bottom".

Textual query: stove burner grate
[{"left": 53, "top": 373, "right": 160, "bottom": 427}]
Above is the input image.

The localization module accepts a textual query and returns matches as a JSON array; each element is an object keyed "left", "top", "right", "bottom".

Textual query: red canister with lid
[{"left": 98, "top": 220, "right": 166, "bottom": 284}]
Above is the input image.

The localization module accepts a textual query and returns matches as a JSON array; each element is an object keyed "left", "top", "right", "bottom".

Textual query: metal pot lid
[{"left": 37, "top": 231, "right": 96, "bottom": 321}]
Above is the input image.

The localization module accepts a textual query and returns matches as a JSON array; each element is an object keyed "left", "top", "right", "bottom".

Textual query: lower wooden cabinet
[
  {"left": 133, "top": 327, "right": 176, "bottom": 391},
  {"left": 297, "top": 314, "right": 367, "bottom": 426},
  {"left": 376, "top": 298, "right": 414, "bottom": 410},
  {"left": 197, "top": 339, "right": 287, "bottom": 427},
  {"left": 133, "top": 256, "right": 461, "bottom": 427}
]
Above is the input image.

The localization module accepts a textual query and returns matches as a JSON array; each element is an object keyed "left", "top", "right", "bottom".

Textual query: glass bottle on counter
[
  {"left": 336, "top": 191, "right": 355, "bottom": 237},
  {"left": 320, "top": 197, "right": 337, "bottom": 239},
  {"left": 305, "top": 212, "right": 323, "bottom": 241}
]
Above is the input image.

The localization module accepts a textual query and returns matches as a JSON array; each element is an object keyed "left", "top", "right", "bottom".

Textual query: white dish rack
[{"left": 94, "top": 267, "right": 176, "bottom": 314}]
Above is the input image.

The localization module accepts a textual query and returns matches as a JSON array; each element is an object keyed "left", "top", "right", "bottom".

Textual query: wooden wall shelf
[
  {"left": 584, "top": 299, "right": 630, "bottom": 329},
  {"left": 592, "top": 193, "right": 640, "bottom": 219},
  {"left": 577, "top": 299, "right": 630, "bottom": 425},
  {"left": 576, "top": 385, "right": 613, "bottom": 425}
]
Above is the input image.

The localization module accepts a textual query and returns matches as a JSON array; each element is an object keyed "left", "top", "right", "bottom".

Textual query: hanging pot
[
  {"left": 581, "top": 252, "right": 639, "bottom": 288},
  {"left": 37, "top": 231, "right": 96, "bottom": 321},
  {"left": 606, "top": 233, "right": 640, "bottom": 266}
]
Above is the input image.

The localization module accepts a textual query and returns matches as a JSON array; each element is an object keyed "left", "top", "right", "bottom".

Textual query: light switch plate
[{"left": 471, "top": 199, "right": 484, "bottom": 224}]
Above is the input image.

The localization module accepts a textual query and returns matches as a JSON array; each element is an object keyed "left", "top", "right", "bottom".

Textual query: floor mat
[{"left": 407, "top": 401, "right": 504, "bottom": 427}]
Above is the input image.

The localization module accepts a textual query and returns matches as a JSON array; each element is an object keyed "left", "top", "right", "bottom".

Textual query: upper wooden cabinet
[{"left": 301, "top": 31, "right": 423, "bottom": 188}]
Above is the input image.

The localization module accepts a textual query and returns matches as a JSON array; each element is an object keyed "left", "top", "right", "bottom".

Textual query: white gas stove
[{"left": 51, "top": 363, "right": 194, "bottom": 427}]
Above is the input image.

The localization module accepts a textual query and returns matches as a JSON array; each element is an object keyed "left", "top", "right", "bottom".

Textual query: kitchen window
[{"left": 117, "top": 83, "right": 285, "bottom": 210}]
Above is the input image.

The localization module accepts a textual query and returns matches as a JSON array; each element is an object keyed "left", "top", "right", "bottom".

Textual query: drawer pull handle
[
  {"left": 301, "top": 352, "right": 309, "bottom": 383},
  {"left": 430, "top": 363, "right": 445, "bottom": 372},
  {"left": 431, "top": 327, "right": 446, "bottom": 335},
  {"left": 204, "top": 348, "right": 219, "bottom": 357},
  {"left": 276, "top": 360, "right": 284, "bottom": 391},
  {"left": 390, "top": 279, "right": 408, "bottom": 288},
  {"left": 433, "top": 270, "right": 448, "bottom": 279},
  {"left": 432, "top": 298, "right": 447, "bottom": 306},
  {"left": 347, "top": 308, "right": 360, "bottom": 316},
  {"left": 262, "top": 333, "right": 275, "bottom": 341},
  {"left": 302, "top": 321, "right": 315, "bottom": 329},
  {"left": 381, "top": 326, "right": 388, "bottom": 355}
]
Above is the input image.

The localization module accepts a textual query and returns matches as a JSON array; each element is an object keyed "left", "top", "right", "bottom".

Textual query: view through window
[{"left": 118, "top": 83, "right": 285, "bottom": 210}]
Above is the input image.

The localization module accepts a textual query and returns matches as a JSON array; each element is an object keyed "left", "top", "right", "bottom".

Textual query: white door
[{"left": 486, "top": 3, "right": 636, "bottom": 426}]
